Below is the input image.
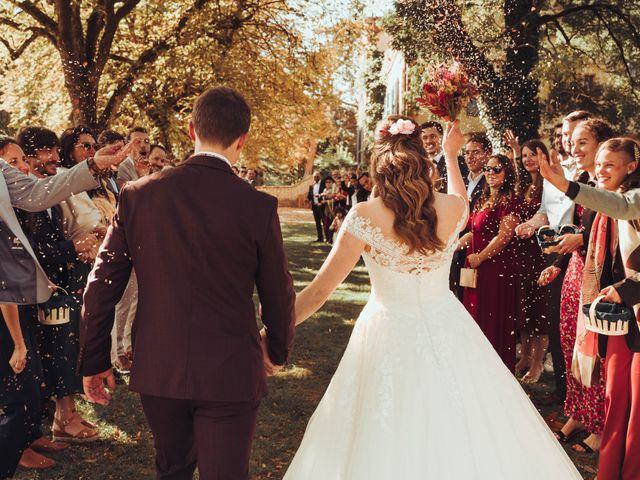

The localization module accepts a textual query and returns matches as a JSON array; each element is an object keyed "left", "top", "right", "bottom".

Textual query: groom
[{"left": 79, "top": 87, "right": 296, "bottom": 479}]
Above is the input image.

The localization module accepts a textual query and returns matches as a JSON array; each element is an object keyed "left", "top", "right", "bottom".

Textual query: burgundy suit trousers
[{"left": 140, "top": 395, "right": 260, "bottom": 480}]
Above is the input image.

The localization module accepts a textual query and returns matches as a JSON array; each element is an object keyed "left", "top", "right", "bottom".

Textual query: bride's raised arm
[
  {"left": 442, "top": 120, "right": 467, "bottom": 201},
  {"left": 295, "top": 215, "right": 366, "bottom": 325}
]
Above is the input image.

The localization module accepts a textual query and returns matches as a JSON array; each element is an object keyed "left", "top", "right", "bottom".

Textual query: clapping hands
[{"left": 74, "top": 232, "right": 101, "bottom": 263}]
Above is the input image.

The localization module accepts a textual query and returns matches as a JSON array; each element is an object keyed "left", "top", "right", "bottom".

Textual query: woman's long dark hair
[
  {"left": 517, "top": 140, "right": 547, "bottom": 203},
  {"left": 60, "top": 125, "right": 96, "bottom": 169},
  {"left": 474, "top": 154, "right": 517, "bottom": 212}
]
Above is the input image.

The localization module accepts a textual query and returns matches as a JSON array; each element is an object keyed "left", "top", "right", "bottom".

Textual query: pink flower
[{"left": 388, "top": 119, "right": 416, "bottom": 136}]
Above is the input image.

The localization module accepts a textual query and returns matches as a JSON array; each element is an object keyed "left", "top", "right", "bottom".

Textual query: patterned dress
[{"left": 560, "top": 205, "right": 605, "bottom": 434}]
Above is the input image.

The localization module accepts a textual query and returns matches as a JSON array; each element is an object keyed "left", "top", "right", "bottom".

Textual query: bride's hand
[{"left": 442, "top": 120, "right": 464, "bottom": 158}]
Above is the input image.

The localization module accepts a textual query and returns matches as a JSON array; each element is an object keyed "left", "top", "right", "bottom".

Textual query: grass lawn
[{"left": 14, "top": 209, "right": 596, "bottom": 479}]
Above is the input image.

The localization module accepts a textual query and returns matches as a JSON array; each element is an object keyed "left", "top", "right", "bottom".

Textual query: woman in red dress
[
  {"left": 514, "top": 140, "right": 549, "bottom": 383},
  {"left": 540, "top": 118, "right": 614, "bottom": 454},
  {"left": 461, "top": 154, "right": 522, "bottom": 372}
]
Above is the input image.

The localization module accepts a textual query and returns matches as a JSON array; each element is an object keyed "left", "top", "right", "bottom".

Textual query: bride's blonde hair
[{"left": 371, "top": 115, "right": 443, "bottom": 254}]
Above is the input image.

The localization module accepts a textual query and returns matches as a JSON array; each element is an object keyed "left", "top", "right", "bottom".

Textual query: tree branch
[
  {"left": 94, "top": 0, "right": 142, "bottom": 77},
  {"left": 9, "top": 1, "right": 57, "bottom": 38},
  {"left": 98, "top": 0, "right": 210, "bottom": 129},
  {"left": 540, "top": 3, "right": 640, "bottom": 46},
  {"left": 594, "top": 11, "right": 637, "bottom": 85},
  {"left": 0, "top": 30, "right": 41, "bottom": 59}
]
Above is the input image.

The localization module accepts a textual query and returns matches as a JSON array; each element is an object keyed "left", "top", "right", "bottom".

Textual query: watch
[{"left": 86, "top": 156, "right": 108, "bottom": 177}]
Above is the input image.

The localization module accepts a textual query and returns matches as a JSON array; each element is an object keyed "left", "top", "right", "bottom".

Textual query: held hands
[
  {"left": 544, "top": 233, "right": 583, "bottom": 255},
  {"left": 93, "top": 138, "right": 140, "bottom": 170},
  {"left": 83, "top": 369, "right": 116, "bottom": 406},
  {"left": 443, "top": 120, "right": 464, "bottom": 158},
  {"left": 9, "top": 343, "right": 27, "bottom": 374},
  {"left": 538, "top": 266, "right": 561, "bottom": 286},
  {"left": 600, "top": 285, "right": 623, "bottom": 304},
  {"left": 260, "top": 328, "right": 282, "bottom": 376}
]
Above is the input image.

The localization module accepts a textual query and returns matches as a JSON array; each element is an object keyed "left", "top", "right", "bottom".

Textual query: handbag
[
  {"left": 460, "top": 267, "right": 478, "bottom": 288},
  {"left": 460, "top": 224, "right": 478, "bottom": 289},
  {"left": 582, "top": 295, "right": 634, "bottom": 336},
  {"left": 38, "top": 291, "right": 76, "bottom": 326}
]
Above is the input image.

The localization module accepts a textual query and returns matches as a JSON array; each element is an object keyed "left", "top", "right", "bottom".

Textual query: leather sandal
[
  {"left": 31, "top": 436, "right": 69, "bottom": 453},
  {"left": 52, "top": 416, "right": 99, "bottom": 443}
]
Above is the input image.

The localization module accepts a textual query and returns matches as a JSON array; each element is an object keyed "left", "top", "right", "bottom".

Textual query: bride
[{"left": 279, "top": 117, "right": 582, "bottom": 479}]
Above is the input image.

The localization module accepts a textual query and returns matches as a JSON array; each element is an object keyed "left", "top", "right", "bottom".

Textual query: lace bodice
[{"left": 342, "top": 198, "right": 468, "bottom": 276}]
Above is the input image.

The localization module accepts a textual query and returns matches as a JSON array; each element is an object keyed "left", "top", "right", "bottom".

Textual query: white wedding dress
[{"left": 284, "top": 204, "right": 583, "bottom": 479}]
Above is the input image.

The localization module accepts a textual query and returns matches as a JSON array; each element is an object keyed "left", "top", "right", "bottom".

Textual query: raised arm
[
  {"left": 569, "top": 184, "right": 640, "bottom": 221},
  {"left": 2, "top": 141, "right": 135, "bottom": 212},
  {"left": 442, "top": 121, "right": 467, "bottom": 201},
  {"left": 295, "top": 218, "right": 365, "bottom": 325},
  {"left": 2, "top": 160, "right": 98, "bottom": 212}
]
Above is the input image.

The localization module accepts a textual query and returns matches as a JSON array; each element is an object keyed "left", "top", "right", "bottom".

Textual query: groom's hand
[
  {"left": 83, "top": 369, "right": 116, "bottom": 405},
  {"left": 260, "top": 328, "right": 282, "bottom": 376}
]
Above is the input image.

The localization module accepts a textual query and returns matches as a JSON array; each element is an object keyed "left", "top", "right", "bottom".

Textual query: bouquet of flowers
[{"left": 417, "top": 62, "right": 478, "bottom": 121}]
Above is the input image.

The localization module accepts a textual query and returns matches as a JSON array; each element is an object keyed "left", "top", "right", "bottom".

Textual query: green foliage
[
  {"left": 363, "top": 49, "right": 386, "bottom": 134},
  {"left": 385, "top": 0, "right": 640, "bottom": 138}
]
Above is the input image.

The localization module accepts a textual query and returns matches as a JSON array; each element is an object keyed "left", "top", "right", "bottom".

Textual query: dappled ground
[{"left": 15, "top": 208, "right": 595, "bottom": 479}]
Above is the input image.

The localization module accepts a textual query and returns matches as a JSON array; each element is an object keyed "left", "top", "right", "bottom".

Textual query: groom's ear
[
  {"left": 236, "top": 132, "right": 249, "bottom": 151},
  {"left": 188, "top": 120, "right": 196, "bottom": 142}
]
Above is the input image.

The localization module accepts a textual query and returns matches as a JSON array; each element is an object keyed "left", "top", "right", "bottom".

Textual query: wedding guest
[
  {"left": 148, "top": 144, "right": 168, "bottom": 174},
  {"left": 539, "top": 138, "right": 640, "bottom": 477},
  {"left": 516, "top": 110, "right": 593, "bottom": 405},
  {"left": 348, "top": 173, "right": 359, "bottom": 207},
  {"left": 239, "top": 166, "right": 248, "bottom": 179},
  {"left": 232, "top": 166, "right": 239, "bottom": 175},
  {"left": 16, "top": 127, "right": 101, "bottom": 443},
  {"left": 59, "top": 127, "right": 107, "bottom": 312},
  {"left": 459, "top": 154, "right": 521, "bottom": 371},
  {"left": 246, "top": 168, "right": 257, "bottom": 186},
  {"left": 514, "top": 140, "right": 549, "bottom": 383},
  {"left": 117, "top": 127, "right": 150, "bottom": 188},
  {"left": 421, "top": 121, "right": 469, "bottom": 193},
  {"left": 356, "top": 172, "right": 372, "bottom": 203},
  {"left": 97, "top": 129, "right": 125, "bottom": 149},
  {"left": 583, "top": 138, "right": 639, "bottom": 478},
  {"left": 0, "top": 141, "right": 68, "bottom": 476},
  {"left": 450, "top": 132, "right": 491, "bottom": 299},
  {"left": 550, "top": 123, "right": 567, "bottom": 161},
  {"left": 340, "top": 173, "right": 355, "bottom": 210},
  {"left": 0, "top": 302, "right": 51, "bottom": 477},
  {"left": 540, "top": 118, "right": 614, "bottom": 454},
  {"left": 321, "top": 176, "right": 340, "bottom": 244},
  {"left": 330, "top": 207, "right": 346, "bottom": 235},
  {"left": 307, "top": 171, "right": 325, "bottom": 242}
]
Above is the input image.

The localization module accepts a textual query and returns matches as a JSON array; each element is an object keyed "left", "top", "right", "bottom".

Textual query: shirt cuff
[{"left": 566, "top": 181, "right": 580, "bottom": 200}]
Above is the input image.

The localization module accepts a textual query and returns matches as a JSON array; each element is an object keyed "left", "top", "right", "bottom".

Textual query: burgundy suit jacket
[{"left": 79, "top": 154, "right": 296, "bottom": 402}]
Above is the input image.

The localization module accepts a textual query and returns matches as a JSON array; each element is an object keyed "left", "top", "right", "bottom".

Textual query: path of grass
[{"left": 14, "top": 209, "right": 595, "bottom": 479}]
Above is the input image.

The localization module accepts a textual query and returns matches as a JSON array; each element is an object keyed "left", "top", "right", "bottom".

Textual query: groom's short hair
[{"left": 192, "top": 87, "right": 251, "bottom": 148}]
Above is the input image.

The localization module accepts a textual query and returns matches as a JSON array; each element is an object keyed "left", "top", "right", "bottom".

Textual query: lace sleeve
[{"left": 341, "top": 207, "right": 371, "bottom": 244}]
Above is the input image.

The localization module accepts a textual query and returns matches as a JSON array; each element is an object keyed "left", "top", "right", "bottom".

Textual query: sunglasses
[
  {"left": 76, "top": 142, "right": 99, "bottom": 151},
  {"left": 482, "top": 165, "right": 503, "bottom": 174}
]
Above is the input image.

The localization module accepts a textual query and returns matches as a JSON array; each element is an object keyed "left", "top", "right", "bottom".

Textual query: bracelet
[{"left": 86, "top": 156, "right": 108, "bottom": 177}]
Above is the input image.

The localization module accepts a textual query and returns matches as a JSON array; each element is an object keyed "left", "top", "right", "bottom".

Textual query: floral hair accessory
[{"left": 380, "top": 119, "right": 420, "bottom": 138}]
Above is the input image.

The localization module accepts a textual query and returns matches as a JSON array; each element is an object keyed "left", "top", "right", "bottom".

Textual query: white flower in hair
[{"left": 386, "top": 119, "right": 416, "bottom": 136}]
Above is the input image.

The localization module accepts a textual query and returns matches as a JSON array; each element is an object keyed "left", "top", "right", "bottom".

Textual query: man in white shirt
[{"left": 307, "top": 171, "right": 325, "bottom": 242}]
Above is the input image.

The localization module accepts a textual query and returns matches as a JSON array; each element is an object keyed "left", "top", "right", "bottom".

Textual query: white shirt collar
[{"left": 195, "top": 151, "right": 232, "bottom": 168}]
